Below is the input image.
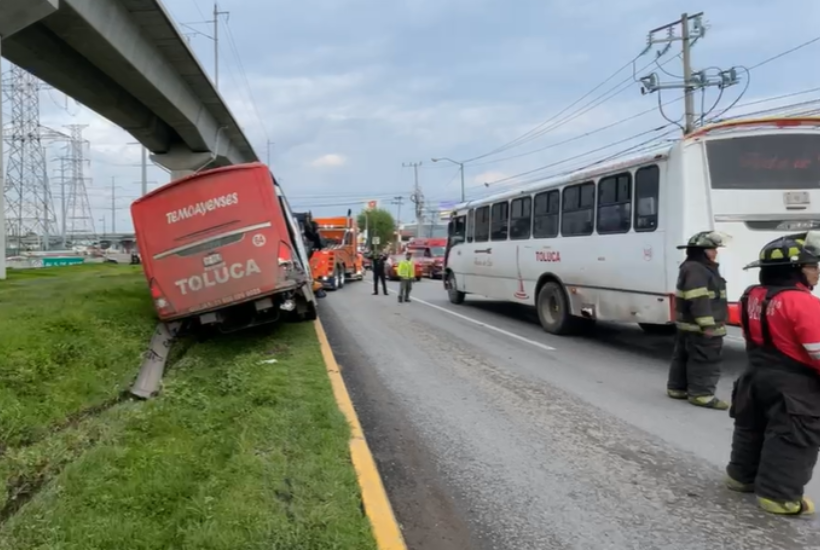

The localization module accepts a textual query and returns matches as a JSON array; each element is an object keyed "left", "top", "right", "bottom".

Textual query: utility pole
[
  {"left": 140, "top": 146, "right": 148, "bottom": 196},
  {"left": 213, "top": 3, "right": 229, "bottom": 90},
  {"left": 680, "top": 14, "right": 695, "bottom": 134},
  {"left": 638, "top": 12, "right": 739, "bottom": 134},
  {"left": 403, "top": 162, "right": 423, "bottom": 237},
  {"left": 431, "top": 157, "right": 466, "bottom": 202},
  {"left": 110, "top": 177, "right": 116, "bottom": 234},
  {"left": 266, "top": 140, "right": 274, "bottom": 165},
  {"left": 391, "top": 196, "right": 404, "bottom": 226}
]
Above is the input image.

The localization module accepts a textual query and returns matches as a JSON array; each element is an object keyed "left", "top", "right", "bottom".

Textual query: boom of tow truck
[{"left": 309, "top": 209, "right": 364, "bottom": 290}]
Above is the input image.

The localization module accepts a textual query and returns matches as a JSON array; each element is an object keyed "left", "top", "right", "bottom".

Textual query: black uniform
[
  {"left": 667, "top": 257, "right": 728, "bottom": 398},
  {"left": 372, "top": 253, "right": 388, "bottom": 295},
  {"left": 727, "top": 282, "right": 820, "bottom": 509}
]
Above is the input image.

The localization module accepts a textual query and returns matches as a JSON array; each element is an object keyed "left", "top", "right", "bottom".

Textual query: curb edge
[{"left": 314, "top": 319, "right": 408, "bottom": 550}]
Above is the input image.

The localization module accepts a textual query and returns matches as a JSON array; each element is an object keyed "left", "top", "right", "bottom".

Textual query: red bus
[{"left": 131, "top": 163, "right": 317, "bottom": 332}]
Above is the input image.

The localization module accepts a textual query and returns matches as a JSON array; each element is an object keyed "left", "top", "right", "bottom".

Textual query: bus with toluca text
[{"left": 443, "top": 117, "right": 820, "bottom": 336}]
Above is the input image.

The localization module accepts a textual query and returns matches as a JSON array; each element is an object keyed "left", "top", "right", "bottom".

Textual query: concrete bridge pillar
[
  {"left": 151, "top": 144, "right": 215, "bottom": 183},
  {"left": 0, "top": 0, "right": 59, "bottom": 280}
]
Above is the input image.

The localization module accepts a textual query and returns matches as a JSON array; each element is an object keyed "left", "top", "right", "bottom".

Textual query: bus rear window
[{"left": 707, "top": 134, "right": 820, "bottom": 190}]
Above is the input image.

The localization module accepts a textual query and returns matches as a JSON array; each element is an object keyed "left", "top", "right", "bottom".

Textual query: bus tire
[
  {"left": 447, "top": 273, "right": 465, "bottom": 304},
  {"left": 638, "top": 323, "right": 676, "bottom": 336},
  {"left": 536, "top": 281, "right": 582, "bottom": 335}
]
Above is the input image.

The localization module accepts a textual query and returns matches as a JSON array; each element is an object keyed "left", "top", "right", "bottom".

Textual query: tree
[{"left": 357, "top": 208, "right": 396, "bottom": 251}]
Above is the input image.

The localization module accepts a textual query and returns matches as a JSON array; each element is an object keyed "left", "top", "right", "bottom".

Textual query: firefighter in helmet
[
  {"left": 725, "top": 231, "right": 820, "bottom": 516},
  {"left": 667, "top": 231, "right": 731, "bottom": 409}
]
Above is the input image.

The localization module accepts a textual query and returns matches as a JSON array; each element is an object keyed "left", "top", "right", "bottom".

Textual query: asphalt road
[{"left": 320, "top": 276, "right": 820, "bottom": 550}]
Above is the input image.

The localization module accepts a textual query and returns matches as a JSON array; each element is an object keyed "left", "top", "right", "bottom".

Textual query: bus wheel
[
  {"left": 447, "top": 273, "right": 465, "bottom": 304},
  {"left": 638, "top": 323, "right": 676, "bottom": 336},
  {"left": 536, "top": 281, "right": 580, "bottom": 335}
]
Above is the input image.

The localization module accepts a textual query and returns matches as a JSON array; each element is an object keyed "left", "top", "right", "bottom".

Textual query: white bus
[{"left": 443, "top": 117, "right": 820, "bottom": 335}]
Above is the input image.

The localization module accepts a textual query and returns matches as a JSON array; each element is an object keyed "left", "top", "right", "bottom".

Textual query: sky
[{"left": 5, "top": 0, "right": 820, "bottom": 235}]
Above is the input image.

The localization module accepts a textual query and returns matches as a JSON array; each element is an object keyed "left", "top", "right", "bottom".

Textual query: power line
[
  {"left": 462, "top": 54, "right": 642, "bottom": 163},
  {"left": 747, "top": 34, "right": 820, "bottom": 70},
  {"left": 481, "top": 124, "right": 675, "bottom": 189}
]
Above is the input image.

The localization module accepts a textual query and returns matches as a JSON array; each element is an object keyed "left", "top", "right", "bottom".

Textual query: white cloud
[{"left": 309, "top": 153, "right": 347, "bottom": 168}]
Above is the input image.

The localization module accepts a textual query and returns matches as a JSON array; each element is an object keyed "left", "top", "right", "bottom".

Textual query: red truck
[
  {"left": 405, "top": 237, "right": 447, "bottom": 278},
  {"left": 131, "top": 163, "right": 317, "bottom": 332}
]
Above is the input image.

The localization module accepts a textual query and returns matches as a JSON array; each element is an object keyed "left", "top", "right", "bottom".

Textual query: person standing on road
[
  {"left": 725, "top": 232, "right": 820, "bottom": 516},
  {"left": 372, "top": 249, "right": 388, "bottom": 295},
  {"left": 667, "top": 231, "right": 731, "bottom": 410},
  {"left": 397, "top": 250, "right": 415, "bottom": 303}
]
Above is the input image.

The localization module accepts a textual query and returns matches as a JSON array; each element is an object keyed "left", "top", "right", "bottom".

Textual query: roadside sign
[
  {"left": 42, "top": 257, "right": 84, "bottom": 267},
  {"left": 372, "top": 236, "right": 381, "bottom": 245}
]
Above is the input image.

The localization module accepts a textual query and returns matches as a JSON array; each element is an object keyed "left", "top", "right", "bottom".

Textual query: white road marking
[{"left": 389, "top": 286, "right": 557, "bottom": 352}]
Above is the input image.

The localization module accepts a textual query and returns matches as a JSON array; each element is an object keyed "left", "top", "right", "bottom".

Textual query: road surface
[{"left": 320, "top": 277, "right": 820, "bottom": 550}]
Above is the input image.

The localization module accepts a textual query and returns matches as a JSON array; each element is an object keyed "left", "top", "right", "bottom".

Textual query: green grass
[{"left": 0, "top": 264, "right": 375, "bottom": 550}]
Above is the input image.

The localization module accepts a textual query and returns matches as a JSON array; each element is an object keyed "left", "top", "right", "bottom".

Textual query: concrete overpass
[{"left": 0, "top": 0, "right": 261, "bottom": 278}]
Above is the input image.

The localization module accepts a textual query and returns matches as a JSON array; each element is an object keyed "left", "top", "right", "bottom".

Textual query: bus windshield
[{"left": 707, "top": 133, "right": 820, "bottom": 190}]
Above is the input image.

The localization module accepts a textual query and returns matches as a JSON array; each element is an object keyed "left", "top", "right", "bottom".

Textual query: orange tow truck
[{"left": 309, "top": 210, "right": 364, "bottom": 290}]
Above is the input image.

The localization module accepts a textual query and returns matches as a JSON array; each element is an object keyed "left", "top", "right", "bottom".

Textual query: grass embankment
[{"left": 0, "top": 264, "right": 375, "bottom": 550}]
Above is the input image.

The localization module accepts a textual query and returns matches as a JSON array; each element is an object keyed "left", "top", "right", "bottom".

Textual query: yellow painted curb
[{"left": 314, "top": 319, "right": 408, "bottom": 550}]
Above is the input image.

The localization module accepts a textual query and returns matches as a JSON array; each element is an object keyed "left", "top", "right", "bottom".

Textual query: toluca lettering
[
  {"left": 166, "top": 192, "right": 239, "bottom": 224},
  {"left": 174, "top": 258, "right": 261, "bottom": 295},
  {"left": 536, "top": 251, "right": 561, "bottom": 262}
]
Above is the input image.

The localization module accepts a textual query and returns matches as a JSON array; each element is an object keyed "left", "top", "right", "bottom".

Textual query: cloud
[
  {"left": 6, "top": 0, "right": 819, "bottom": 233},
  {"left": 309, "top": 154, "right": 347, "bottom": 168}
]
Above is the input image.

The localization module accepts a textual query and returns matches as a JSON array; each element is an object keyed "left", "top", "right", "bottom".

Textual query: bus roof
[
  {"left": 453, "top": 146, "right": 671, "bottom": 212},
  {"left": 449, "top": 115, "right": 820, "bottom": 214},
  {"left": 132, "top": 162, "right": 273, "bottom": 205}
]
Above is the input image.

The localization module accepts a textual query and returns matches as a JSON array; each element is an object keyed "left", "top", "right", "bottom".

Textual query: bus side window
[
  {"left": 449, "top": 215, "right": 467, "bottom": 244},
  {"left": 467, "top": 209, "right": 475, "bottom": 242},
  {"left": 634, "top": 165, "right": 659, "bottom": 232},
  {"left": 533, "top": 189, "right": 559, "bottom": 238},
  {"left": 474, "top": 206, "right": 490, "bottom": 242},
  {"left": 491, "top": 201, "right": 509, "bottom": 241},
  {"left": 562, "top": 181, "right": 595, "bottom": 237},
  {"left": 597, "top": 172, "right": 632, "bottom": 234},
  {"left": 510, "top": 196, "right": 532, "bottom": 240}
]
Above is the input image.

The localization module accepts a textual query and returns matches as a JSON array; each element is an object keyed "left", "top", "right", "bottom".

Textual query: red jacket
[{"left": 743, "top": 284, "right": 820, "bottom": 373}]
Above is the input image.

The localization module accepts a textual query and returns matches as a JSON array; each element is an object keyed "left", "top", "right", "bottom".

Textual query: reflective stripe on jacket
[
  {"left": 675, "top": 259, "right": 728, "bottom": 335},
  {"left": 397, "top": 259, "right": 415, "bottom": 279}
]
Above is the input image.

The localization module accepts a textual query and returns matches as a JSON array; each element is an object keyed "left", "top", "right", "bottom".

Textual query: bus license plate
[
  {"left": 783, "top": 191, "right": 810, "bottom": 207},
  {"left": 203, "top": 252, "right": 223, "bottom": 267}
]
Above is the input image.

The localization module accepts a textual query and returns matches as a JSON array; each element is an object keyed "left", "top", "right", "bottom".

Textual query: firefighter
[
  {"left": 667, "top": 231, "right": 731, "bottom": 409},
  {"left": 372, "top": 249, "right": 388, "bottom": 295},
  {"left": 397, "top": 250, "right": 415, "bottom": 303},
  {"left": 725, "top": 231, "right": 820, "bottom": 516}
]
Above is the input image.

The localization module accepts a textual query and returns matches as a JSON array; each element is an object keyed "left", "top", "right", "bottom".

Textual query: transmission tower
[
  {"left": 2, "top": 64, "right": 58, "bottom": 251},
  {"left": 59, "top": 124, "right": 95, "bottom": 242}
]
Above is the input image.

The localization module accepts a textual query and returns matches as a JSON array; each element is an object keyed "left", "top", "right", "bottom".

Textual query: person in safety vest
[
  {"left": 667, "top": 230, "right": 731, "bottom": 409},
  {"left": 725, "top": 231, "right": 820, "bottom": 516},
  {"left": 397, "top": 250, "right": 415, "bottom": 303}
]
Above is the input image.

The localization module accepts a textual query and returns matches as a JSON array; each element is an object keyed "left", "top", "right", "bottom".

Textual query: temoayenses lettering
[
  {"left": 173, "top": 259, "right": 261, "bottom": 295},
  {"left": 166, "top": 192, "right": 239, "bottom": 224}
]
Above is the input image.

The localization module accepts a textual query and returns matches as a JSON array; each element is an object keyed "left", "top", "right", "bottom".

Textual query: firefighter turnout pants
[
  {"left": 667, "top": 331, "right": 723, "bottom": 397},
  {"left": 727, "top": 367, "right": 820, "bottom": 503}
]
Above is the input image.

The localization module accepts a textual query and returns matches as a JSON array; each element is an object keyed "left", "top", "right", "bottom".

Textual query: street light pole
[{"left": 431, "top": 157, "right": 465, "bottom": 202}]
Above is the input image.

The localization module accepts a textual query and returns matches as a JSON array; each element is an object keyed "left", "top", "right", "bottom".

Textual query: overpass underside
[{"left": 1, "top": 0, "right": 257, "bottom": 176}]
